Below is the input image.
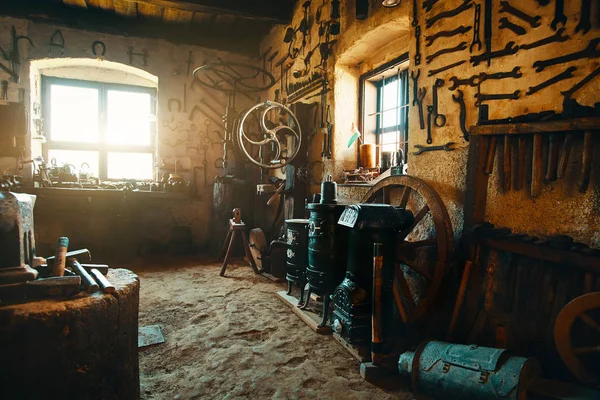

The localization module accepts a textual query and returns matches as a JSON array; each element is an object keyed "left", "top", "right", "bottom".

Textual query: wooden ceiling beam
[
  {"left": 0, "top": 1, "right": 262, "bottom": 56},
  {"left": 128, "top": 0, "right": 292, "bottom": 24}
]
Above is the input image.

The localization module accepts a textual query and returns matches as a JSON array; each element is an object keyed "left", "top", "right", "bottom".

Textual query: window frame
[
  {"left": 42, "top": 76, "right": 157, "bottom": 181},
  {"left": 359, "top": 53, "right": 410, "bottom": 164}
]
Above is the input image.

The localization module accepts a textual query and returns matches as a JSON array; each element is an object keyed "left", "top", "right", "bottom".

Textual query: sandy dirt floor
[{"left": 132, "top": 258, "right": 415, "bottom": 400}]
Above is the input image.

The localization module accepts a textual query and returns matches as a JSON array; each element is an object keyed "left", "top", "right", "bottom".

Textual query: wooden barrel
[{"left": 0, "top": 269, "right": 140, "bottom": 400}]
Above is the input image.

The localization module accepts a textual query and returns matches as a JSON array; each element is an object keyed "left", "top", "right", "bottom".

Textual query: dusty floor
[{"left": 133, "top": 259, "right": 414, "bottom": 400}]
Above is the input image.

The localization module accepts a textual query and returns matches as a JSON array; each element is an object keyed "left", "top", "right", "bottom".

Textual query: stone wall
[{"left": 0, "top": 15, "right": 254, "bottom": 259}]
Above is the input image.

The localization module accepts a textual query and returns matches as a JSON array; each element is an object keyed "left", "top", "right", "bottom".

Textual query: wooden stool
[{"left": 219, "top": 219, "right": 260, "bottom": 276}]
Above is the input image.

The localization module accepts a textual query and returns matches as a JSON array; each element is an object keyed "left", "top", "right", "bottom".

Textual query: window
[
  {"left": 360, "top": 55, "right": 409, "bottom": 164},
  {"left": 43, "top": 77, "right": 156, "bottom": 181}
]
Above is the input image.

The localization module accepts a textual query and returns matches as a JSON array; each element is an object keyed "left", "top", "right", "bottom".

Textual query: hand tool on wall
[
  {"left": 426, "top": 41, "right": 467, "bottom": 64},
  {"left": 186, "top": 50, "right": 193, "bottom": 77},
  {"left": 432, "top": 79, "right": 446, "bottom": 127},
  {"left": 531, "top": 133, "right": 543, "bottom": 197},
  {"left": 557, "top": 133, "right": 573, "bottom": 180},
  {"left": 533, "top": 38, "right": 600, "bottom": 72},
  {"left": 428, "top": 60, "right": 466, "bottom": 77},
  {"left": 499, "top": 1, "right": 541, "bottom": 27},
  {"left": 515, "top": 136, "right": 527, "bottom": 190},
  {"left": 471, "top": 41, "right": 519, "bottom": 66},
  {"left": 520, "top": 28, "right": 569, "bottom": 50},
  {"left": 576, "top": 0, "right": 592, "bottom": 34},
  {"left": 503, "top": 136, "right": 512, "bottom": 191},
  {"left": 127, "top": 46, "right": 148, "bottom": 66},
  {"left": 48, "top": 30, "right": 65, "bottom": 56},
  {"left": 452, "top": 90, "right": 469, "bottom": 141},
  {"left": 90, "top": 268, "right": 115, "bottom": 294},
  {"left": 546, "top": 133, "right": 560, "bottom": 182},
  {"left": 551, "top": 0, "right": 567, "bottom": 31},
  {"left": 480, "top": 66, "right": 523, "bottom": 81},
  {"left": 484, "top": 136, "right": 497, "bottom": 175},
  {"left": 416, "top": 87, "right": 426, "bottom": 130},
  {"left": 413, "top": 141, "right": 456, "bottom": 155},
  {"left": 422, "top": 0, "right": 440, "bottom": 12},
  {"left": 426, "top": 0, "right": 473, "bottom": 28},
  {"left": 412, "top": 0, "right": 418, "bottom": 26},
  {"left": 470, "top": 3, "right": 482, "bottom": 53},
  {"left": 259, "top": 46, "right": 272, "bottom": 83},
  {"left": 183, "top": 84, "right": 188, "bottom": 112},
  {"left": 414, "top": 25, "right": 422, "bottom": 66},
  {"left": 484, "top": 0, "right": 492, "bottom": 66},
  {"left": 267, "top": 50, "right": 279, "bottom": 77},
  {"left": 526, "top": 66, "right": 576, "bottom": 95},
  {"left": 168, "top": 98, "right": 181, "bottom": 113},
  {"left": 426, "top": 105, "right": 434, "bottom": 144},
  {"left": 498, "top": 18, "right": 527, "bottom": 36},
  {"left": 425, "top": 26, "right": 472, "bottom": 47},
  {"left": 580, "top": 131, "right": 593, "bottom": 193},
  {"left": 1, "top": 26, "right": 34, "bottom": 82},
  {"left": 202, "top": 145, "right": 208, "bottom": 187},
  {"left": 474, "top": 89, "right": 520, "bottom": 107},
  {"left": 411, "top": 69, "right": 420, "bottom": 106}
]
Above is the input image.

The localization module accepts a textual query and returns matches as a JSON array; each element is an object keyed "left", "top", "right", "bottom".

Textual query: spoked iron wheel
[
  {"left": 360, "top": 175, "right": 454, "bottom": 323},
  {"left": 554, "top": 292, "right": 600, "bottom": 386}
]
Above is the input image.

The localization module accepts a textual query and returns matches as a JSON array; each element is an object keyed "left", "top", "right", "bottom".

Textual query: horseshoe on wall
[
  {"left": 168, "top": 98, "right": 182, "bottom": 113},
  {"left": 91, "top": 41, "right": 106, "bottom": 56}
]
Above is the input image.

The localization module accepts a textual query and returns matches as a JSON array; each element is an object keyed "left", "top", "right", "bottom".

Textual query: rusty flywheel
[
  {"left": 360, "top": 175, "right": 454, "bottom": 323},
  {"left": 554, "top": 292, "right": 600, "bottom": 386}
]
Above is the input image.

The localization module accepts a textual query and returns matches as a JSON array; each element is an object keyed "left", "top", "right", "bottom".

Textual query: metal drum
[
  {"left": 306, "top": 203, "right": 348, "bottom": 295},
  {"left": 285, "top": 219, "right": 309, "bottom": 289}
]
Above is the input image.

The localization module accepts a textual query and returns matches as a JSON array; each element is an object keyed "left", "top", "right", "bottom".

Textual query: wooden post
[{"left": 371, "top": 243, "right": 384, "bottom": 365}]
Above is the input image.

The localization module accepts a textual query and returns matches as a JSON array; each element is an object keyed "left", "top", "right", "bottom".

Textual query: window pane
[
  {"left": 382, "top": 79, "right": 399, "bottom": 128},
  {"left": 48, "top": 149, "right": 99, "bottom": 178},
  {"left": 107, "top": 90, "right": 152, "bottom": 146},
  {"left": 50, "top": 84, "right": 99, "bottom": 142},
  {"left": 381, "top": 132, "right": 398, "bottom": 153},
  {"left": 107, "top": 152, "right": 153, "bottom": 180}
]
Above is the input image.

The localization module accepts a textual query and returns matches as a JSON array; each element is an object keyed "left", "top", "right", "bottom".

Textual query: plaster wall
[
  {"left": 261, "top": 0, "right": 600, "bottom": 247},
  {"left": 0, "top": 15, "right": 255, "bottom": 259},
  {"left": 408, "top": 1, "right": 600, "bottom": 246}
]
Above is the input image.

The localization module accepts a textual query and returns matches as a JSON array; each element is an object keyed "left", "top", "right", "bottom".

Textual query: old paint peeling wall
[
  {"left": 261, "top": 0, "right": 599, "bottom": 247},
  {"left": 0, "top": 16, "right": 254, "bottom": 259}
]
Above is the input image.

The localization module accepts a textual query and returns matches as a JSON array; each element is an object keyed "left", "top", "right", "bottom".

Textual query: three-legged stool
[{"left": 218, "top": 218, "right": 260, "bottom": 277}]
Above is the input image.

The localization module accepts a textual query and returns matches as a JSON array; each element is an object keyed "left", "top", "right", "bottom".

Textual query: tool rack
[{"left": 453, "top": 117, "right": 600, "bottom": 374}]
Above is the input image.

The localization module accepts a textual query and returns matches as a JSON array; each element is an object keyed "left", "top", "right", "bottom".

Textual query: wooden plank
[
  {"left": 162, "top": 7, "right": 180, "bottom": 22},
  {"left": 177, "top": 10, "right": 194, "bottom": 24},
  {"left": 86, "top": 0, "right": 114, "bottom": 10},
  {"left": 128, "top": 0, "right": 292, "bottom": 24},
  {"left": 136, "top": 2, "right": 163, "bottom": 19},
  {"left": 470, "top": 117, "right": 600, "bottom": 136},
  {"left": 332, "top": 332, "right": 370, "bottom": 363},
  {"left": 477, "top": 237, "right": 600, "bottom": 274},
  {"left": 64, "top": 0, "right": 88, "bottom": 8},
  {"left": 0, "top": 1, "right": 261, "bottom": 56},
  {"left": 113, "top": 0, "right": 137, "bottom": 17},
  {"left": 464, "top": 135, "right": 491, "bottom": 228},
  {"left": 275, "top": 290, "right": 332, "bottom": 335}
]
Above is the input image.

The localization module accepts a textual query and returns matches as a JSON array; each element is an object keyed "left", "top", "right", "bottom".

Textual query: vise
[{"left": 0, "top": 191, "right": 39, "bottom": 286}]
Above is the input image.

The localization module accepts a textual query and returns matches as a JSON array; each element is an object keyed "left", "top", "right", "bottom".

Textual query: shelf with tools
[{"left": 470, "top": 117, "right": 600, "bottom": 135}]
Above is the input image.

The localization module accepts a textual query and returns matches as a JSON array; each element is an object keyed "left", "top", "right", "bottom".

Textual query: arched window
[{"left": 32, "top": 59, "right": 158, "bottom": 182}]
